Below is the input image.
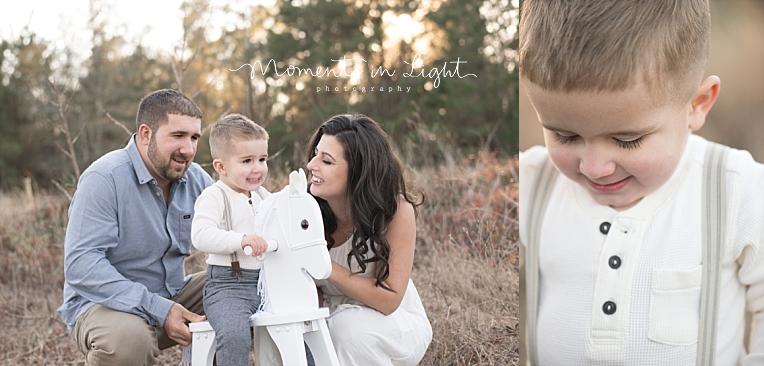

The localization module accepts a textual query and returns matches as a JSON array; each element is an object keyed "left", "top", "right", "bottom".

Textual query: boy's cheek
[{"left": 547, "top": 146, "right": 578, "bottom": 175}]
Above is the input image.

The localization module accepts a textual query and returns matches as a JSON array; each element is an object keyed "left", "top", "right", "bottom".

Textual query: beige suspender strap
[
  {"left": 216, "top": 185, "right": 240, "bottom": 273},
  {"left": 520, "top": 156, "right": 559, "bottom": 366},
  {"left": 697, "top": 142, "right": 729, "bottom": 366}
]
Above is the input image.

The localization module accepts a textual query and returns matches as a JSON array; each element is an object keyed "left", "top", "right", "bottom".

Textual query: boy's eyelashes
[
  {"left": 615, "top": 137, "right": 643, "bottom": 150},
  {"left": 553, "top": 133, "right": 579, "bottom": 145},
  {"left": 239, "top": 157, "right": 268, "bottom": 163},
  {"left": 553, "top": 132, "right": 644, "bottom": 150}
]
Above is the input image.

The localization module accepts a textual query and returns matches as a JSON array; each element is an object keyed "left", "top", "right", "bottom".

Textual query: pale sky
[{"left": 0, "top": 0, "right": 274, "bottom": 61}]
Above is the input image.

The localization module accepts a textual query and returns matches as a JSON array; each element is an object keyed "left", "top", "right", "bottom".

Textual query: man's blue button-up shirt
[{"left": 58, "top": 135, "right": 213, "bottom": 331}]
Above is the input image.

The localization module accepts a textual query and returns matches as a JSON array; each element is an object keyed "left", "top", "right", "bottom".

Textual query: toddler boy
[
  {"left": 519, "top": 1, "right": 764, "bottom": 365},
  {"left": 192, "top": 113, "right": 270, "bottom": 365}
]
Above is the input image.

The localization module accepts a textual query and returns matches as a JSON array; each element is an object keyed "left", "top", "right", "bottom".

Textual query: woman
[{"left": 306, "top": 114, "right": 432, "bottom": 365}]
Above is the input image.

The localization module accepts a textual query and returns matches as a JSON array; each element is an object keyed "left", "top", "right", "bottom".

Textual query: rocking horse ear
[
  {"left": 289, "top": 170, "right": 299, "bottom": 196},
  {"left": 289, "top": 169, "right": 308, "bottom": 196}
]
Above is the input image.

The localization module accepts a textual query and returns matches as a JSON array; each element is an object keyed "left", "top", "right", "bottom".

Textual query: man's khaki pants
[{"left": 71, "top": 272, "right": 205, "bottom": 365}]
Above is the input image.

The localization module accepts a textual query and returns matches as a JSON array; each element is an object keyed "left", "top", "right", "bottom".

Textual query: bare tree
[
  {"left": 46, "top": 79, "right": 84, "bottom": 181},
  {"left": 40, "top": 78, "right": 85, "bottom": 199}
]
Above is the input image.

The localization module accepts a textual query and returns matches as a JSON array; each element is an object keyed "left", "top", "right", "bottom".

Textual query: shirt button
[
  {"left": 608, "top": 256, "right": 621, "bottom": 269},
  {"left": 599, "top": 222, "right": 611, "bottom": 234},
  {"left": 603, "top": 301, "right": 617, "bottom": 315},
  {"left": 156, "top": 192, "right": 161, "bottom": 197}
]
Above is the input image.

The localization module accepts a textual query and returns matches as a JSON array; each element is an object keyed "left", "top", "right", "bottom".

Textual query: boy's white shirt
[
  {"left": 519, "top": 134, "right": 764, "bottom": 366},
  {"left": 191, "top": 180, "right": 271, "bottom": 269}
]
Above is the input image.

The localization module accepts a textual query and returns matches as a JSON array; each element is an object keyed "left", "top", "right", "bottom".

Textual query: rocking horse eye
[{"left": 301, "top": 219, "right": 309, "bottom": 230}]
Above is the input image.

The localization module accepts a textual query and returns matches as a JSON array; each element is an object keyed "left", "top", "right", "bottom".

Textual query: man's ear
[
  {"left": 212, "top": 159, "right": 226, "bottom": 176},
  {"left": 137, "top": 124, "right": 153, "bottom": 145},
  {"left": 688, "top": 75, "right": 721, "bottom": 131}
]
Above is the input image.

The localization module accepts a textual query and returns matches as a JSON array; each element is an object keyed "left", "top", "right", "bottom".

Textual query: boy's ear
[
  {"left": 212, "top": 159, "right": 226, "bottom": 176},
  {"left": 688, "top": 76, "right": 721, "bottom": 131}
]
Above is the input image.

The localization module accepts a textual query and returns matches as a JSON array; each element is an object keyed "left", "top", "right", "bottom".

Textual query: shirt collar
[{"left": 126, "top": 134, "right": 188, "bottom": 185}]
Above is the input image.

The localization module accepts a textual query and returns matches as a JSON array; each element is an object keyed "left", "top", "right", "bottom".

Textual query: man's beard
[{"left": 147, "top": 136, "right": 190, "bottom": 182}]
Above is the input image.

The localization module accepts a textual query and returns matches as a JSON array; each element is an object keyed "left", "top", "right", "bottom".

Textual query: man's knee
[
  {"left": 86, "top": 331, "right": 158, "bottom": 365},
  {"left": 74, "top": 305, "right": 159, "bottom": 365}
]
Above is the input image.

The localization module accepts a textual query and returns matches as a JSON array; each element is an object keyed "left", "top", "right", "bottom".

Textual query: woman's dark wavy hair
[{"left": 306, "top": 114, "right": 423, "bottom": 292}]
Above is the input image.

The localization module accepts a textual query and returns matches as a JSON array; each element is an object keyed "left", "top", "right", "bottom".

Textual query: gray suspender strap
[
  {"left": 697, "top": 141, "right": 729, "bottom": 366},
  {"left": 520, "top": 156, "right": 559, "bottom": 366},
  {"left": 216, "top": 185, "right": 240, "bottom": 273}
]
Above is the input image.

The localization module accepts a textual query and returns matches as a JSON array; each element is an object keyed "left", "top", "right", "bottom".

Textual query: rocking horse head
[
  {"left": 279, "top": 168, "right": 327, "bottom": 252},
  {"left": 255, "top": 168, "right": 332, "bottom": 314}
]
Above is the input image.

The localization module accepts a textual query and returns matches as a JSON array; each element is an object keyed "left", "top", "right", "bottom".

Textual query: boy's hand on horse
[{"left": 242, "top": 235, "right": 268, "bottom": 257}]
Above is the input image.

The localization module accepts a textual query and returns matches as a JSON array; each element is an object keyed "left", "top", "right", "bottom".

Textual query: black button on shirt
[
  {"left": 603, "top": 301, "right": 617, "bottom": 315},
  {"left": 608, "top": 256, "right": 621, "bottom": 269},
  {"left": 599, "top": 222, "right": 611, "bottom": 234}
]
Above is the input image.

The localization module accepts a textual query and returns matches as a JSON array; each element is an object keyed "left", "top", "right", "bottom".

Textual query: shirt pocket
[
  {"left": 648, "top": 265, "right": 702, "bottom": 346},
  {"left": 178, "top": 212, "right": 194, "bottom": 255}
]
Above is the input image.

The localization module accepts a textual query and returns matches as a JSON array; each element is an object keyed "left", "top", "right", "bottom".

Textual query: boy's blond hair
[
  {"left": 209, "top": 114, "right": 268, "bottom": 160},
  {"left": 519, "top": 0, "right": 710, "bottom": 103}
]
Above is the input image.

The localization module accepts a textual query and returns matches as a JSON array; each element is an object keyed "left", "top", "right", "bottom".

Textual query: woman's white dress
[
  {"left": 255, "top": 236, "right": 432, "bottom": 365},
  {"left": 315, "top": 236, "right": 432, "bottom": 365}
]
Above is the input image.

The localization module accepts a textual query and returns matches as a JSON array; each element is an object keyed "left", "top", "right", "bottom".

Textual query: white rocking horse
[{"left": 189, "top": 169, "right": 340, "bottom": 366}]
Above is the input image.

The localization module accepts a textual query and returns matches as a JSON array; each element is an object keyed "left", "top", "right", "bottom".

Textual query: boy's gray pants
[
  {"left": 204, "top": 265, "right": 262, "bottom": 366},
  {"left": 204, "top": 265, "right": 316, "bottom": 366}
]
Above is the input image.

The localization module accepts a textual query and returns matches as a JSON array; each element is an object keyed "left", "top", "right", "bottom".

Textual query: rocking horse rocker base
[{"left": 188, "top": 308, "right": 339, "bottom": 366}]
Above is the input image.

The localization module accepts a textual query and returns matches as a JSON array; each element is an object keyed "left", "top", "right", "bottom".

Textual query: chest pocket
[
  {"left": 648, "top": 265, "right": 702, "bottom": 346},
  {"left": 178, "top": 212, "right": 194, "bottom": 255}
]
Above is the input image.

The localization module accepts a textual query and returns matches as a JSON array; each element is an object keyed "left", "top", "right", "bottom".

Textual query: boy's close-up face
[{"left": 525, "top": 80, "right": 706, "bottom": 210}]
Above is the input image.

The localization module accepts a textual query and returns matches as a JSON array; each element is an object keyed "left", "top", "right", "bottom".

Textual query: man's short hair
[
  {"left": 135, "top": 89, "right": 203, "bottom": 131},
  {"left": 209, "top": 114, "right": 269, "bottom": 160},
  {"left": 519, "top": 0, "right": 710, "bottom": 103}
]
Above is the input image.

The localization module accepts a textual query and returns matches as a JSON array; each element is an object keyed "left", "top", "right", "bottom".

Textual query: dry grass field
[{"left": 0, "top": 153, "right": 517, "bottom": 365}]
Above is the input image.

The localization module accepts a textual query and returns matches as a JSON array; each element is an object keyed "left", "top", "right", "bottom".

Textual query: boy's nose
[{"left": 579, "top": 153, "right": 617, "bottom": 180}]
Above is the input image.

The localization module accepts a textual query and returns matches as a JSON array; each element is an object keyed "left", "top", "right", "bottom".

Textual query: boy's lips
[{"left": 586, "top": 176, "right": 631, "bottom": 193}]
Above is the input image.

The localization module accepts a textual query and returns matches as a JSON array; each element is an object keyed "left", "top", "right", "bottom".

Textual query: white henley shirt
[{"left": 520, "top": 134, "right": 764, "bottom": 365}]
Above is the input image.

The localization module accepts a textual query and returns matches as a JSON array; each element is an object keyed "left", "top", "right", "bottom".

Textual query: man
[{"left": 58, "top": 89, "right": 214, "bottom": 364}]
